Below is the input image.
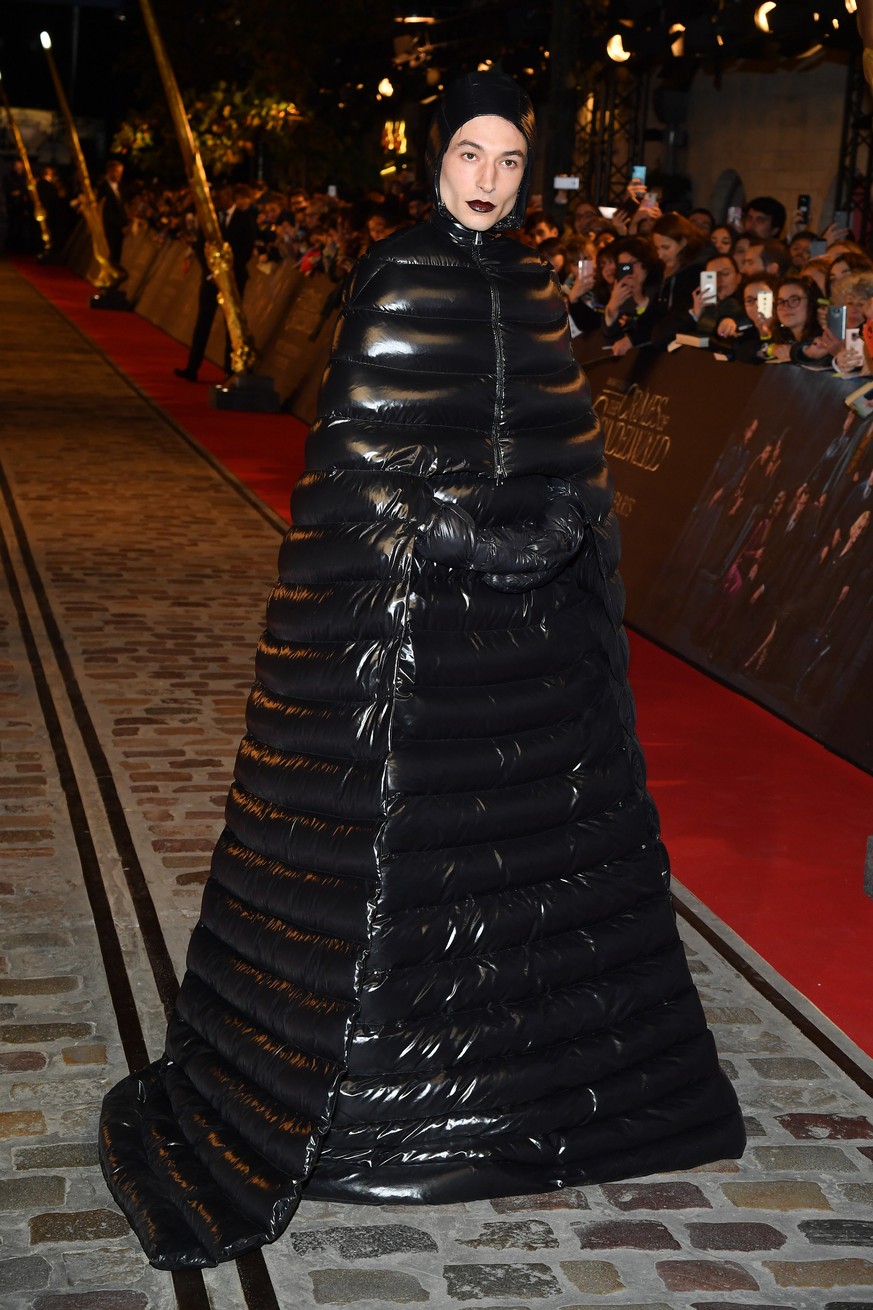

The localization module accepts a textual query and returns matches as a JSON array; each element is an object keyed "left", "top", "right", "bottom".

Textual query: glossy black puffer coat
[{"left": 99, "top": 210, "right": 745, "bottom": 1270}]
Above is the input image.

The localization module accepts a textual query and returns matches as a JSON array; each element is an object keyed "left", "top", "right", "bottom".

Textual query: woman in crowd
[
  {"left": 648, "top": 212, "right": 706, "bottom": 347},
  {"left": 712, "top": 272, "right": 779, "bottom": 362},
  {"left": 711, "top": 223, "right": 736, "bottom": 255},
  {"left": 601, "top": 235, "right": 661, "bottom": 354},
  {"left": 771, "top": 274, "right": 837, "bottom": 366},
  {"left": 99, "top": 69, "right": 743, "bottom": 1272}
]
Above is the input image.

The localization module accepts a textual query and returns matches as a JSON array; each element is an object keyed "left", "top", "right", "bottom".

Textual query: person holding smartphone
[
  {"left": 601, "top": 236, "right": 660, "bottom": 355},
  {"left": 647, "top": 212, "right": 707, "bottom": 348},
  {"left": 771, "top": 274, "right": 839, "bottom": 366},
  {"left": 713, "top": 273, "right": 779, "bottom": 362}
]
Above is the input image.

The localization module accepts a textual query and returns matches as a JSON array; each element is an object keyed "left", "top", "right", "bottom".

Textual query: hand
[
  {"left": 770, "top": 343, "right": 792, "bottom": 362},
  {"left": 570, "top": 265, "right": 595, "bottom": 299},
  {"left": 716, "top": 317, "right": 739, "bottom": 339},
  {"left": 803, "top": 332, "right": 836, "bottom": 361},
  {"left": 625, "top": 179, "right": 647, "bottom": 205},
  {"left": 612, "top": 335, "right": 633, "bottom": 357},
  {"left": 691, "top": 286, "right": 706, "bottom": 320},
  {"left": 818, "top": 326, "right": 843, "bottom": 355},
  {"left": 823, "top": 221, "right": 851, "bottom": 245},
  {"left": 630, "top": 202, "right": 661, "bottom": 233}
]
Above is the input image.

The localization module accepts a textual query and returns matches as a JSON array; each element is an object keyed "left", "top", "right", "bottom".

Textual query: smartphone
[
  {"left": 797, "top": 193, "right": 811, "bottom": 226},
  {"left": 631, "top": 164, "right": 647, "bottom": 184},
  {"left": 727, "top": 205, "right": 742, "bottom": 229},
  {"left": 617, "top": 260, "right": 634, "bottom": 280},
  {"left": 828, "top": 304, "right": 848, "bottom": 339},
  {"left": 833, "top": 209, "right": 849, "bottom": 229},
  {"left": 577, "top": 258, "right": 594, "bottom": 278},
  {"left": 327, "top": 184, "right": 338, "bottom": 198},
  {"left": 809, "top": 239, "right": 827, "bottom": 258},
  {"left": 642, "top": 190, "right": 660, "bottom": 208},
  {"left": 845, "top": 326, "right": 863, "bottom": 365},
  {"left": 699, "top": 269, "right": 718, "bottom": 304},
  {"left": 553, "top": 175, "right": 580, "bottom": 190},
  {"left": 756, "top": 289, "right": 774, "bottom": 318}
]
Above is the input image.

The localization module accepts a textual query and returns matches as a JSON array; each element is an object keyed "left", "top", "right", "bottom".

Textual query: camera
[
  {"left": 553, "top": 175, "right": 580, "bottom": 191},
  {"left": 699, "top": 270, "right": 718, "bottom": 305},
  {"left": 756, "top": 289, "right": 774, "bottom": 319},
  {"left": 827, "top": 305, "right": 848, "bottom": 340}
]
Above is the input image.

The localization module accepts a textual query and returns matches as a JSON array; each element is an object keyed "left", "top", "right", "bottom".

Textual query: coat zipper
[{"left": 472, "top": 233, "right": 507, "bottom": 483}]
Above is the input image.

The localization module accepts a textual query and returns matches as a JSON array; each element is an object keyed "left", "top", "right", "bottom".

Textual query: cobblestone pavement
[{"left": 2, "top": 260, "right": 873, "bottom": 1310}]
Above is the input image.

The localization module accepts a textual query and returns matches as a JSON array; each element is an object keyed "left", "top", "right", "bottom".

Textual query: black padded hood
[{"left": 427, "top": 71, "right": 536, "bottom": 232}]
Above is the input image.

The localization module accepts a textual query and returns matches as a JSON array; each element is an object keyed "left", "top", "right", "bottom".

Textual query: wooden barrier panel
[
  {"left": 581, "top": 341, "right": 873, "bottom": 773},
  {"left": 133, "top": 239, "right": 200, "bottom": 345},
  {"left": 254, "top": 271, "right": 339, "bottom": 413}
]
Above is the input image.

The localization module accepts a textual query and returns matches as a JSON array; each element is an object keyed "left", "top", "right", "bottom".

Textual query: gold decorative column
[
  {"left": 136, "top": 0, "right": 256, "bottom": 376},
  {"left": 0, "top": 71, "right": 52, "bottom": 253},
  {"left": 39, "top": 31, "right": 120, "bottom": 287}
]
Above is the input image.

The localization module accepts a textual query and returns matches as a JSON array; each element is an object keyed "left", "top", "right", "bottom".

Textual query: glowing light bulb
[
  {"left": 40, "top": 31, "right": 53, "bottom": 50},
  {"left": 378, "top": 78, "right": 394, "bottom": 97},
  {"left": 606, "top": 33, "right": 630, "bottom": 62},
  {"left": 754, "top": 2, "right": 776, "bottom": 33}
]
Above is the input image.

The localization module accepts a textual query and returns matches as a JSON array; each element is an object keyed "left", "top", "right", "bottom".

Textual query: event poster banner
[{"left": 582, "top": 344, "right": 873, "bottom": 774}]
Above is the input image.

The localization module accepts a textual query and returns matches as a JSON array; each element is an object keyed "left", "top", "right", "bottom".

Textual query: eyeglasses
[{"left": 776, "top": 294, "right": 807, "bottom": 309}]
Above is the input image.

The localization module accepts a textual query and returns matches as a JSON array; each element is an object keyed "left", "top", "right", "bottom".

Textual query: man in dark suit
[
  {"left": 174, "top": 183, "right": 258, "bottom": 381},
  {"left": 97, "top": 158, "right": 127, "bottom": 271}
]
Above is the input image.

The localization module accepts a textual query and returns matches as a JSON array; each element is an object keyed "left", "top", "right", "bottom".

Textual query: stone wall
[{"left": 668, "top": 57, "right": 848, "bottom": 229}]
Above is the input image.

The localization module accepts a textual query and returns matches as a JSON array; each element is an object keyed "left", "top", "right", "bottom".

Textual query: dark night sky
[{"left": 1, "top": 1, "right": 132, "bottom": 119}]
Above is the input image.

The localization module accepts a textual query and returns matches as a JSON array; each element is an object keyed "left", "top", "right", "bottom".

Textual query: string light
[
  {"left": 754, "top": 2, "right": 776, "bottom": 33},
  {"left": 606, "top": 33, "right": 631, "bottom": 62}
]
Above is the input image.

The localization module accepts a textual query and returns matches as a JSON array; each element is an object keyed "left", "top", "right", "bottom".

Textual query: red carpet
[
  {"left": 13, "top": 259, "right": 307, "bottom": 519},
  {"left": 13, "top": 256, "right": 873, "bottom": 1057}
]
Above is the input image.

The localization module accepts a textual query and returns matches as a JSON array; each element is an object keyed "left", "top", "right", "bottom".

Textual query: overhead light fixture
[
  {"left": 477, "top": 59, "right": 493, "bottom": 71},
  {"left": 378, "top": 77, "right": 395, "bottom": 96},
  {"left": 395, "top": 13, "right": 436, "bottom": 22},
  {"left": 606, "top": 33, "right": 631, "bottom": 62},
  {"left": 846, "top": 0, "right": 857, "bottom": 12},
  {"left": 40, "top": 30, "right": 52, "bottom": 49},
  {"left": 754, "top": 2, "right": 776, "bottom": 33}
]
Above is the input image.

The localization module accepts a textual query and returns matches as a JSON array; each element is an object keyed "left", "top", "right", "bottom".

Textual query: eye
[{"left": 500, "top": 158, "right": 520, "bottom": 168}]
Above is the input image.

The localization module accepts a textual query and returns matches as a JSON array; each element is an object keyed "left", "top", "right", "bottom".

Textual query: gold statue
[
  {"left": 39, "top": 32, "right": 121, "bottom": 288},
  {"left": 0, "top": 71, "right": 52, "bottom": 254}
]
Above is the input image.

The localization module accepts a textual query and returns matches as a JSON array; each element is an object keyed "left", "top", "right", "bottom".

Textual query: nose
[{"left": 477, "top": 160, "right": 497, "bottom": 194}]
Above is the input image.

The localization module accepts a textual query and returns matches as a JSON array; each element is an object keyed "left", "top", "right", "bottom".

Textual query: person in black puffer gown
[{"left": 99, "top": 70, "right": 745, "bottom": 1272}]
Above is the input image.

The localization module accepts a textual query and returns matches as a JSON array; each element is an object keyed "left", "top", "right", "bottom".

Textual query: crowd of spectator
[{"left": 6, "top": 155, "right": 873, "bottom": 384}]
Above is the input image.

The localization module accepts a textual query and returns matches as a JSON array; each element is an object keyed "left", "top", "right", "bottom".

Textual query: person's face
[
  {"left": 848, "top": 511, "right": 870, "bottom": 545},
  {"left": 573, "top": 203, "right": 598, "bottom": 232},
  {"left": 689, "top": 210, "right": 713, "bottom": 236},
  {"left": 830, "top": 258, "right": 851, "bottom": 283},
  {"left": 530, "top": 220, "right": 559, "bottom": 244},
  {"left": 790, "top": 235, "right": 812, "bottom": 268},
  {"left": 740, "top": 247, "right": 766, "bottom": 277},
  {"left": 654, "top": 233, "right": 686, "bottom": 272},
  {"left": 107, "top": 162, "right": 123, "bottom": 183},
  {"left": 598, "top": 251, "right": 616, "bottom": 284},
  {"left": 367, "top": 214, "right": 388, "bottom": 242},
  {"left": 776, "top": 283, "right": 809, "bottom": 333},
  {"left": 545, "top": 250, "right": 565, "bottom": 274},
  {"left": 708, "top": 256, "right": 740, "bottom": 300},
  {"left": 439, "top": 114, "right": 527, "bottom": 232},
  {"left": 743, "top": 280, "right": 771, "bottom": 321},
  {"left": 216, "top": 186, "right": 233, "bottom": 211},
  {"left": 733, "top": 234, "right": 751, "bottom": 258},
  {"left": 843, "top": 296, "right": 865, "bottom": 330},
  {"left": 743, "top": 207, "right": 776, "bottom": 238},
  {"left": 711, "top": 226, "right": 733, "bottom": 255},
  {"left": 616, "top": 252, "right": 646, "bottom": 295}
]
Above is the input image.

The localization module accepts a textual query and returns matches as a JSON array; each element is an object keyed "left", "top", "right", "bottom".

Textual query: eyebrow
[{"left": 453, "top": 138, "right": 526, "bottom": 158}]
